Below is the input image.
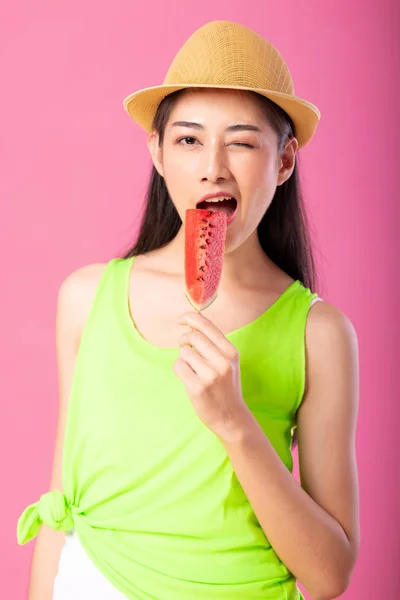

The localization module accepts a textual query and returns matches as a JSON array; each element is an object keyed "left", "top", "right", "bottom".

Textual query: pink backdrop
[{"left": 1, "top": 1, "right": 398, "bottom": 598}]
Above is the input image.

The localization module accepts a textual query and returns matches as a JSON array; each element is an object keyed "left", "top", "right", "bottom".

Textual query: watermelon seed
[
  {"left": 197, "top": 277, "right": 204, "bottom": 281},
  {"left": 200, "top": 234, "right": 206, "bottom": 238},
  {"left": 200, "top": 245, "right": 206, "bottom": 249},
  {"left": 202, "top": 219, "right": 208, "bottom": 223},
  {"left": 201, "top": 227, "right": 207, "bottom": 231}
]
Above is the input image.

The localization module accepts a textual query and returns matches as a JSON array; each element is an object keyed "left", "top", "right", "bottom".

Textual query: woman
[{"left": 17, "top": 20, "right": 360, "bottom": 600}]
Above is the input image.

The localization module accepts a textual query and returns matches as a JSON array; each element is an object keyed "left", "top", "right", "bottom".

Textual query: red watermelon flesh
[{"left": 185, "top": 208, "right": 228, "bottom": 311}]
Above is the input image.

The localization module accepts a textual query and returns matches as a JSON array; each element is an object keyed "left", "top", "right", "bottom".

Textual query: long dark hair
[{"left": 123, "top": 88, "right": 319, "bottom": 293}]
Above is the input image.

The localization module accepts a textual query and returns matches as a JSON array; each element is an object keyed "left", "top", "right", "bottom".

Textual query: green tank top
[{"left": 17, "top": 255, "right": 318, "bottom": 599}]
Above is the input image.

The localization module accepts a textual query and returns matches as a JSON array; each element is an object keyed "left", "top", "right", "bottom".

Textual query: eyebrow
[{"left": 171, "top": 121, "right": 263, "bottom": 133}]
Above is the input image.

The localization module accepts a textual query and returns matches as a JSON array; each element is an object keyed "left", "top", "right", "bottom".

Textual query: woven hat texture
[{"left": 123, "top": 20, "right": 320, "bottom": 148}]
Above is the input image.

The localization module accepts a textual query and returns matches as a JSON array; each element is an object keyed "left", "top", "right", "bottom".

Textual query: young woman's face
[{"left": 148, "top": 89, "right": 297, "bottom": 253}]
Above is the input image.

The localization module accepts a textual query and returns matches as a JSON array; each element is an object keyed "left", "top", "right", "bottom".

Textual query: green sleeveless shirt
[{"left": 17, "top": 256, "right": 318, "bottom": 599}]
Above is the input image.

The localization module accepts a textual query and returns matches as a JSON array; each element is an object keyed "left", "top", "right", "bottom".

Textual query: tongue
[{"left": 199, "top": 199, "right": 236, "bottom": 215}]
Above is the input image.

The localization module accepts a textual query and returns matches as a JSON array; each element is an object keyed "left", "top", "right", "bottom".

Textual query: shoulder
[
  {"left": 58, "top": 262, "right": 109, "bottom": 313},
  {"left": 59, "top": 262, "right": 109, "bottom": 296},
  {"left": 303, "top": 300, "right": 359, "bottom": 397},
  {"left": 305, "top": 299, "right": 358, "bottom": 345},
  {"left": 57, "top": 262, "right": 109, "bottom": 348}
]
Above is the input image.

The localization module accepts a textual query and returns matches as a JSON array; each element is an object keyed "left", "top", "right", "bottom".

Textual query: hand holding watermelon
[
  {"left": 173, "top": 311, "right": 252, "bottom": 443},
  {"left": 177, "top": 207, "right": 253, "bottom": 441}
]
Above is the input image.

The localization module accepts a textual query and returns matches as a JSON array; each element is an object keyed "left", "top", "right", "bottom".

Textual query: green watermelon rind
[{"left": 185, "top": 290, "right": 218, "bottom": 312}]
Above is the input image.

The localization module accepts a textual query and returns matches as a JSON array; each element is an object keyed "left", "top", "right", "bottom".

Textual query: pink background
[{"left": 1, "top": 1, "right": 399, "bottom": 598}]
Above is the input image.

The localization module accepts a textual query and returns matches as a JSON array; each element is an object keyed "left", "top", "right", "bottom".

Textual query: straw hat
[{"left": 123, "top": 20, "right": 320, "bottom": 148}]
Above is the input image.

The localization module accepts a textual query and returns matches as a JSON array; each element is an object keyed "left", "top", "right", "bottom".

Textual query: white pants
[{"left": 52, "top": 530, "right": 127, "bottom": 599}]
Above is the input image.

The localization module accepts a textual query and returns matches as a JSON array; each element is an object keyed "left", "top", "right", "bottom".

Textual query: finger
[
  {"left": 178, "top": 312, "right": 238, "bottom": 360},
  {"left": 178, "top": 330, "right": 226, "bottom": 370},
  {"left": 173, "top": 357, "right": 197, "bottom": 385},
  {"left": 173, "top": 357, "right": 204, "bottom": 399},
  {"left": 179, "top": 344, "right": 217, "bottom": 381}
]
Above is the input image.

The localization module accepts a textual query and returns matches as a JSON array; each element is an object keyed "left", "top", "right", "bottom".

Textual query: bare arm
[
  {"left": 28, "top": 263, "right": 106, "bottom": 600},
  {"left": 220, "top": 301, "right": 360, "bottom": 600}
]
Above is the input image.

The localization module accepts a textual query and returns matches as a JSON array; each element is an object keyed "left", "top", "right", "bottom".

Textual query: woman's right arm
[{"left": 28, "top": 264, "right": 106, "bottom": 600}]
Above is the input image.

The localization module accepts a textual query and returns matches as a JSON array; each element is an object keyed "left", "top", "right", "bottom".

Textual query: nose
[{"left": 200, "top": 142, "right": 230, "bottom": 183}]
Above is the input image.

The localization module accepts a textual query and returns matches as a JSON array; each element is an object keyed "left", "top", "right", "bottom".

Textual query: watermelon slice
[{"left": 185, "top": 208, "right": 228, "bottom": 311}]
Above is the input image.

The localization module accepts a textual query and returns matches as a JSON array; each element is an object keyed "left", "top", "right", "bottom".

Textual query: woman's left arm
[{"left": 219, "top": 302, "right": 360, "bottom": 600}]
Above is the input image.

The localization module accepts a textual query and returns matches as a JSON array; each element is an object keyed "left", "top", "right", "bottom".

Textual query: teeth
[{"left": 205, "top": 196, "right": 232, "bottom": 203}]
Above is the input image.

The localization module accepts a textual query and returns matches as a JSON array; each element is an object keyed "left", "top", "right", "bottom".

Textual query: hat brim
[{"left": 123, "top": 84, "right": 321, "bottom": 149}]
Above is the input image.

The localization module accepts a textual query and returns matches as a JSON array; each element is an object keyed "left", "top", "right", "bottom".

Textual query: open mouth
[{"left": 196, "top": 198, "right": 238, "bottom": 223}]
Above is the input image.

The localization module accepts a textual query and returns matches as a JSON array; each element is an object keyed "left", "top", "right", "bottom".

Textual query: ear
[
  {"left": 147, "top": 131, "right": 164, "bottom": 177},
  {"left": 277, "top": 137, "right": 298, "bottom": 186}
]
